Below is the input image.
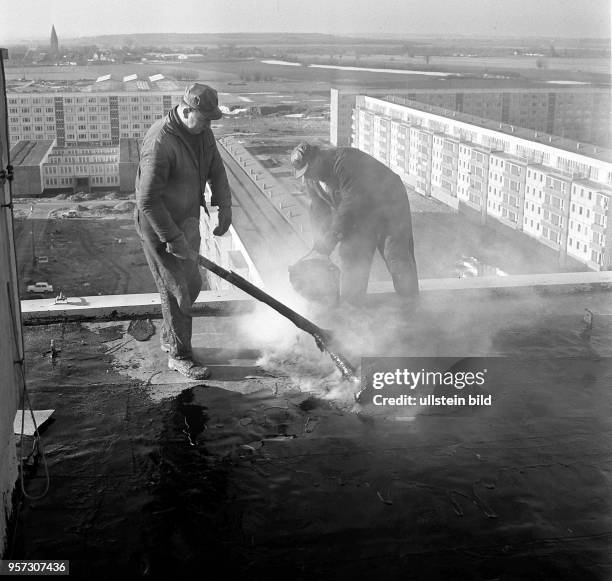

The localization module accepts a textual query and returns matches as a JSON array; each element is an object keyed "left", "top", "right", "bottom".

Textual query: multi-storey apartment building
[
  {"left": 10, "top": 138, "right": 139, "bottom": 196},
  {"left": 567, "top": 179, "right": 612, "bottom": 269},
  {"left": 42, "top": 145, "right": 120, "bottom": 190},
  {"left": 523, "top": 166, "right": 572, "bottom": 259},
  {"left": 7, "top": 74, "right": 183, "bottom": 148},
  {"left": 457, "top": 143, "right": 490, "bottom": 223},
  {"left": 331, "top": 87, "right": 611, "bottom": 150},
  {"left": 330, "top": 88, "right": 356, "bottom": 147},
  {"left": 389, "top": 120, "right": 409, "bottom": 177},
  {"left": 351, "top": 94, "right": 612, "bottom": 270},
  {"left": 487, "top": 152, "right": 527, "bottom": 231},
  {"left": 409, "top": 127, "right": 433, "bottom": 197},
  {"left": 372, "top": 114, "right": 390, "bottom": 166},
  {"left": 431, "top": 133, "right": 459, "bottom": 208},
  {"left": 8, "top": 74, "right": 183, "bottom": 195}
]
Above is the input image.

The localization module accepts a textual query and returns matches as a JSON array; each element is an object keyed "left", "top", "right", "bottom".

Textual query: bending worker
[
  {"left": 290, "top": 142, "right": 419, "bottom": 304},
  {"left": 135, "top": 83, "right": 232, "bottom": 379}
]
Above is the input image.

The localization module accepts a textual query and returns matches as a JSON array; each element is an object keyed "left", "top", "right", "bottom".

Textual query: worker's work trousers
[
  {"left": 137, "top": 218, "right": 203, "bottom": 359},
  {"left": 338, "top": 214, "right": 419, "bottom": 305}
]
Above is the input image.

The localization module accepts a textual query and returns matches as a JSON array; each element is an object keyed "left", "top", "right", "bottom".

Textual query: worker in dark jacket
[
  {"left": 135, "top": 83, "right": 232, "bottom": 379},
  {"left": 290, "top": 142, "right": 419, "bottom": 304}
]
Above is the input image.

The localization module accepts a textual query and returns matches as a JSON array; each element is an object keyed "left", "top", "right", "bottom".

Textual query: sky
[{"left": 0, "top": 0, "right": 610, "bottom": 42}]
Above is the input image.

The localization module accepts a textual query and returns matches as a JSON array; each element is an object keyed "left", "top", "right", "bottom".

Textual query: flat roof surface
[
  {"left": 381, "top": 96, "right": 612, "bottom": 163},
  {"left": 489, "top": 150, "right": 528, "bottom": 162},
  {"left": 527, "top": 163, "right": 573, "bottom": 180},
  {"left": 7, "top": 74, "right": 182, "bottom": 94},
  {"left": 335, "top": 86, "right": 612, "bottom": 95},
  {"left": 217, "top": 142, "right": 310, "bottom": 285},
  {"left": 573, "top": 177, "right": 612, "bottom": 193},
  {"left": 12, "top": 289, "right": 612, "bottom": 578},
  {"left": 10, "top": 140, "right": 53, "bottom": 166}
]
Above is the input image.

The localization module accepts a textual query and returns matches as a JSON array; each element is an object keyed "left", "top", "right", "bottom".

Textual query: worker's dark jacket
[
  {"left": 135, "top": 107, "right": 231, "bottom": 245},
  {"left": 305, "top": 147, "right": 412, "bottom": 245},
  {"left": 304, "top": 146, "right": 418, "bottom": 301}
]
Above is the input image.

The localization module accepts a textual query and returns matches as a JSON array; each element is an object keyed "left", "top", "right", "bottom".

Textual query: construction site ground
[
  {"left": 13, "top": 188, "right": 583, "bottom": 305},
  {"left": 14, "top": 208, "right": 158, "bottom": 299}
]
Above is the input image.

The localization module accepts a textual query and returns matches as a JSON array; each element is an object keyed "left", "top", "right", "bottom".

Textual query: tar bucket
[{"left": 288, "top": 254, "right": 341, "bottom": 306}]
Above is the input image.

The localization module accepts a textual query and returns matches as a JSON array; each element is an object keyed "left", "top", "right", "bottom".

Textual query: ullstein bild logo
[{"left": 361, "top": 357, "right": 493, "bottom": 408}]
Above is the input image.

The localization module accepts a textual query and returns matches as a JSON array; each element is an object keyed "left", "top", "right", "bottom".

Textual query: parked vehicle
[{"left": 27, "top": 282, "right": 54, "bottom": 293}]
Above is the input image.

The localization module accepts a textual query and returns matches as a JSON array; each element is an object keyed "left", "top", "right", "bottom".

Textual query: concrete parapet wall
[
  {"left": 218, "top": 138, "right": 309, "bottom": 235},
  {"left": 0, "top": 240, "right": 20, "bottom": 557},
  {"left": 0, "top": 441, "right": 17, "bottom": 558},
  {"left": 371, "top": 271, "right": 612, "bottom": 298},
  {"left": 21, "top": 290, "right": 255, "bottom": 326},
  {"left": 21, "top": 272, "right": 612, "bottom": 326},
  {"left": 1, "top": 50, "right": 21, "bottom": 555}
]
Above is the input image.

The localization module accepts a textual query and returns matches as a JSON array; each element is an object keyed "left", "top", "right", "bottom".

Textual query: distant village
[
  {"left": 6, "top": 25, "right": 266, "bottom": 67},
  {"left": 6, "top": 25, "right": 611, "bottom": 70}
]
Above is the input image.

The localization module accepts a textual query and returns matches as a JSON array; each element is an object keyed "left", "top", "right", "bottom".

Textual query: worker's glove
[
  {"left": 313, "top": 231, "right": 339, "bottom": 256},
  {"left": 167, "top": 234, "right": 196, "bottom": 261},
  {"left": 213, "top": 206, "right": 232, "bottom": 236}
]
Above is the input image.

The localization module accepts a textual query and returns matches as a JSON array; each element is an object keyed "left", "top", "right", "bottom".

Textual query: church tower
[{"left": 50, "top": 25, "right": 59, "bottom": 55}]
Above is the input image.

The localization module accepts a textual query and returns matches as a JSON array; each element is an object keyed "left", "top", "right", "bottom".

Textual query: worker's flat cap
[
  {"left": 290, "top": 141, "right": 319, "bottom": 178},
  {"left": 183, "top": 83, "right": 222, "bottom": 120}
]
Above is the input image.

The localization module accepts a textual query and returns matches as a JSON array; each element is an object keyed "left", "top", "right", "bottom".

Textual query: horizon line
[{"left": 2, "top": 31, "right": 611, "bottom": 44}]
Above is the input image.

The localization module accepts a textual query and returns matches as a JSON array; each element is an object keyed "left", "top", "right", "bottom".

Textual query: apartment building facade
[
  {"left": 330, "top": 88, "right": 357, "bottom": 147},
  {"left": 10, "top": 138, "right": 139, "bottom": 196},
  {"left": 42, "top": 145, "right": 120, "bottom": 190},
  {"left": 7, "top": 74, "right": 183, "bottom": 148},
  {"left": 487, "top": 152, "right": 527, "bottom": 231},
  {"left": 431, "top": 134, "right": 459, "bottom": 209},
  {"left": 352, "top": 95, "right": 612, "bottom": 270},
  {"left": 457, "top": 143, "right": 490, "bottom": 223}
]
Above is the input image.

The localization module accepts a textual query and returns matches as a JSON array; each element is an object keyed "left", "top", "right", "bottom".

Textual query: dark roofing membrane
[{"left": 10, "top": 289, "right": 612, "bottom": 579}]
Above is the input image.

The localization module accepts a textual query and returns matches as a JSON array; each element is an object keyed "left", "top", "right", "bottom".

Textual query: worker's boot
[{"left": 168, "top": 356, "right": 211, "bottom": 380}]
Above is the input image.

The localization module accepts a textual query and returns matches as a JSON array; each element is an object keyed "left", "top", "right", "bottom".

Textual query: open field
[
  {"left": 13, "top": 212, "right": 158, "bottom": 299},
  {"left": 6, "top": 55, "right": 610, "bottom": 94},
  {"left": 279, "top": 54, "right": 612, "bottom": 76}
]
